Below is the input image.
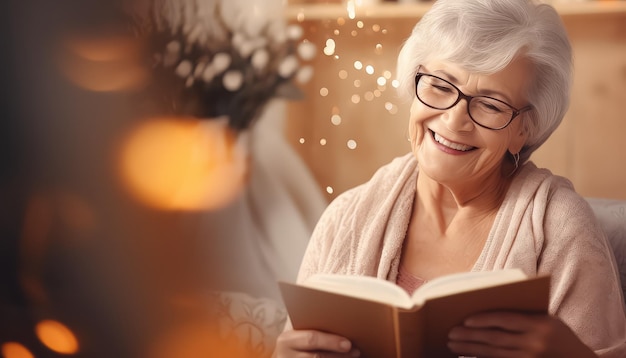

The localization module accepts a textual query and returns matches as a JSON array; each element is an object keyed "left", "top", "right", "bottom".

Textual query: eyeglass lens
[{"left": 416, "top": 74, "right": 517, "bottom": 130}]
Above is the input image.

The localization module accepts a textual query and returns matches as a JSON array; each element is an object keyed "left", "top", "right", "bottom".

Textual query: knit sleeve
[{"left": 538, "top": 186, "right": 626, "bottom": 356}]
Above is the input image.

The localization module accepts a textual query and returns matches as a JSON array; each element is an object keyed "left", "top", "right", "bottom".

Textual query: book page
[
  {"left": 302, "top": 274, "right": 414, "bottom": 309},
  {"left": 411, "top": 268, "right": 528, "bottom": 305}
]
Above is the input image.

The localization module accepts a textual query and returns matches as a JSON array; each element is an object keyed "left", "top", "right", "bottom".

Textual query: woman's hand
[
  {"left": 447, "top": 311, "right": 597, "bottom": 358},
  {"left": 273, "top": 329, "right": 360, "bottom": 358}
]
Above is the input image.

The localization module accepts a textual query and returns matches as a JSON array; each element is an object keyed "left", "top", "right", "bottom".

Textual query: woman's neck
[{"left": 414, "top": 169, "right": 512, "bottom": 232}]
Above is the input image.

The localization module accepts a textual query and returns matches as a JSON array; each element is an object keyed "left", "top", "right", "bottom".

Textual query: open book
[{"left": 279, "top": 269, "right": 550, "bottom": 358}]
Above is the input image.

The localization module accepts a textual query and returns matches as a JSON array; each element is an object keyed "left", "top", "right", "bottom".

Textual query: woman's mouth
[{"left": 430, "top": 130, "right": 476, "bottom": 152}]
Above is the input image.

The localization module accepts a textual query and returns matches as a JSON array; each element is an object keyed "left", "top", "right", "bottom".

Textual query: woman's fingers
[
  {"left": 447, "top": 340, "right": 523, "bottom": 358},
  {"left": 447, "top": 311, "right": 594, "bottom": 358},
  {"left": 274, "top": 330, "right": 360, "bottom": 357}
]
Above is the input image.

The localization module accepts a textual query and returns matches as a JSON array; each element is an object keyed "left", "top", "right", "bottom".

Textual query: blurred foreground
[{"left": 0, "top": 0, "right": 268, "bottom": 356}]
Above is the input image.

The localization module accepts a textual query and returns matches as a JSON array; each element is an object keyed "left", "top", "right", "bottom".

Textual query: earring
[
  {"left": 405, "top": 131, "right": 411, "bottom": 142},
  {"left": 508, "top": 151, "right": 520, "bottom": 177}
]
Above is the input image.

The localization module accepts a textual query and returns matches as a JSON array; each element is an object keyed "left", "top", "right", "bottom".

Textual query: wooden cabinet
[{"left": 285, "top": 2, "right": 626, "bottom": 200}]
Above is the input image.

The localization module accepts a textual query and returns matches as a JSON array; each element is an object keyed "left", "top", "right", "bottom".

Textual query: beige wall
[{"left": 286, "top": 8, "right": 626, "bottom": 202}]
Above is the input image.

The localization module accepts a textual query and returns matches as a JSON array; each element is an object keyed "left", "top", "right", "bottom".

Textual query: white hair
[{"left": 396, "top": 0, "right": 572, "bottom": 163}]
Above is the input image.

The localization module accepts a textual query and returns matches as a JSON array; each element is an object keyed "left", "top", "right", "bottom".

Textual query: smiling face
[{"left": 408, "top": 58, "right": 532, "bottom": 188}]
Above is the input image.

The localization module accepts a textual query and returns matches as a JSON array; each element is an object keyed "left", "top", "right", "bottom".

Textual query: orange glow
[
  {"left": 119, "top": 118, "right": 247, "bottom": 211},
  {"left": 59, "top": 35, "right": 148, "bottom": 92},
  {"left": 35, "top": 320, "right": 80, "bottom": 355},
  {"left": 148, "top": 322, "right": 249, "bottom": 358},
  {"left": 1, "top": 342, "right": 35, "bottom": 358},
  {"left": 64, "top": 35, "right": 140, "bottom": 62},
  {"left": 19, "top": 195, "right": 53, "bottom": 304},
  {"left": 57, "top": 193, "right": 98, "bottom": 234}
]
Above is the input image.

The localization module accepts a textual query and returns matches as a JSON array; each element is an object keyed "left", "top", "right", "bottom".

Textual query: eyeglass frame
[{"left": 414, "top": 72, "right": 533, "bottom": 130}]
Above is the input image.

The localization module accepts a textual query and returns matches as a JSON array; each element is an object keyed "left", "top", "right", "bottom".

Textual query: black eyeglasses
[{"left": 414, "top": 73, "right": 532, "bottom": 130}]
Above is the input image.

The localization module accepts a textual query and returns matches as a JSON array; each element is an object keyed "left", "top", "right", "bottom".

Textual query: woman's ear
[{"left": 508, "top": 121, "right": 528, "bottom": 155}]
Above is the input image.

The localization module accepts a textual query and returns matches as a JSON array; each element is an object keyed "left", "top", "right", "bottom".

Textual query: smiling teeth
[{"left": 433, "top": 132, "right": 473, "bottom": 151}]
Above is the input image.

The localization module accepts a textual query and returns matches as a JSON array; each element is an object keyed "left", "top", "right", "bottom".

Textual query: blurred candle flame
[
  {"left": 64, "top": 35, "right": 140, "bottom": 62},
  {"left": 1, "top": 342, "right": 34, "bottom": 358},
  {"left": 35, "top": 320, "right": 79, "bottom": 355},
  {"left": 118, "top": 118, "right": 247, "bottom": 211},
  {"left": 59, "top": 35, "right": 148, "bottom": 92}
]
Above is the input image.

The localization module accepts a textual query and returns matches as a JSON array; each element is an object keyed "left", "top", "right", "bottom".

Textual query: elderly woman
[{"left": 274, "top": 0, "right": 626, "bottom": 357}]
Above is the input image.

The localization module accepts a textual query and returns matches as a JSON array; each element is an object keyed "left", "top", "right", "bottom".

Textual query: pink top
[{"left": 396, "top": 265, "right": 426, "bottom": 295}]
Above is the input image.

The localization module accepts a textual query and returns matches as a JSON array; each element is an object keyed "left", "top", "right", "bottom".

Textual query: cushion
[{"left": 210, "top": 291, "right": 287, "bottom": 358}]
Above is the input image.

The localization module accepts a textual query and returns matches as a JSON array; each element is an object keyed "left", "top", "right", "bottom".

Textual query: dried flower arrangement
[{"left": 128, "top": 0, "right": 316, "bottom": 131}]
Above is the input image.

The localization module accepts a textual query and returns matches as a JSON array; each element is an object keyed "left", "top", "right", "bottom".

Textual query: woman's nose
[{"left": 442, "top": 99, "right": 474, "bottom": 132}]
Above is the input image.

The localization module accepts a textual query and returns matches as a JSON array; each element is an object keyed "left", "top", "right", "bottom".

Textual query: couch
[{"left": 586, "top": 198, "right": 626, "bottom": 300}]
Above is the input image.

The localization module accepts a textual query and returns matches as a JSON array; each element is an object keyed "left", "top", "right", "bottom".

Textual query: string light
[
  {"left": 346, "top": 0, "right": 356, "bottom": 19},
  {"left": 298, "top": 9, "right": 403, "bottom": 197},
  {"left": 323, "top": 39, "right": 336, "bottom": 56}
]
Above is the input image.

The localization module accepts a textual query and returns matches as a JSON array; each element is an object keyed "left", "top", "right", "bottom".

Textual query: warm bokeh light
[
  {"left": 35, "top": 320, "right": 80, "bottom": 355},
  {"left": 148, "top": 321, "right": 248, "bottom": 358},
  {"left": 64, "top": 35, "right": 140, "bottom": 62},
  {"left": 346, "top": 0, "right": 356, "bottom": 19},
  {"left": 19, "top": 194, "right": 53, "bottom": 305},
  {"left": 1, "top": 342, "right": 34, "bottom": 358},
  {"left": 56, "top": 193, "right": 98, "bottom": 234},
  {"left": 119, "top": 118, "right": 247, "bottom": 211},
  {"left": 59, "top": 35, "right": 148, "bottom": 92}
]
